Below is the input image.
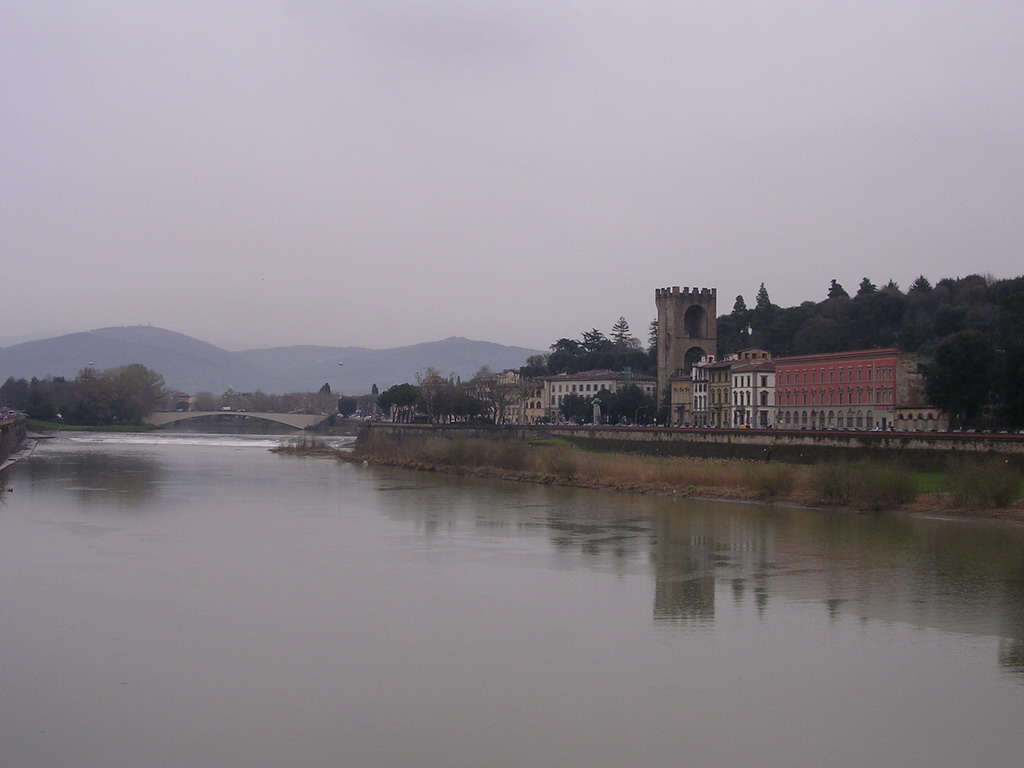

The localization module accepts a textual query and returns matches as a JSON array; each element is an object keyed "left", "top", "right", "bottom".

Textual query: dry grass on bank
[
  {"left": 352, "top": 433, "right": 751, "bottom": 493},
  {"left": 271, "top": 436, "right": 347, "bottom": 457},
  {"left": 347, "top": 433, "right": 1024, "bottom": 517}
]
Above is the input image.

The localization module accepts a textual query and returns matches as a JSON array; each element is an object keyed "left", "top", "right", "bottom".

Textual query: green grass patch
[
  {"left": 945, "top": 458, "right": 1023, "bottom": 508},
  {"left": 746, "top": 463, "right": 798, "bottom": 499},
  {"left": 912, "top": 471, "right": 948, "bottom": 494},
  {"left": 809, "top": 461, "right": 918, "bottom": 509},
  {"left": 26, "top": 419, "right": 155, "bottom": 432}
]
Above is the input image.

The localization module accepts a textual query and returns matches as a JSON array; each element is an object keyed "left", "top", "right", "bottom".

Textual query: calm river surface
[{"left": 2, "top": 433, "right": 1024, "bottom": 768}]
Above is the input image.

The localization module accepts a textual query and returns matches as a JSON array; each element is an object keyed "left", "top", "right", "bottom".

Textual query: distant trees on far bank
[
  {"left": 2, "top": 364, "right": 167, "bottom": 425},
  {"left": 524, "top": 316, "right": 655, "bottom": 379},
  {"left": 1, "top": 369, "right": 353, "bottom": 425},
  {"left": 558, "top": 384, "right": 655, "bottom": 426}
]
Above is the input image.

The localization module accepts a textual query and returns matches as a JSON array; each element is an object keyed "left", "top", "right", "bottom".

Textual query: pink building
[{"left": 774, "top": 348, "right": 926, "bottom": 430}]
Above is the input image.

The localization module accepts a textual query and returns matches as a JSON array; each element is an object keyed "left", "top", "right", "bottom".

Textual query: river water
[{"left": 2, "top": 433, "right": 1023, "bottom": 768}]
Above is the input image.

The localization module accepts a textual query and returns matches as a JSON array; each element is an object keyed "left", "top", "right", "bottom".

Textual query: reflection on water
[
  {"left": 23, "top": 447, "right": 164, "bottom": 507},
  {"left": 366, "top": 467, "right": 1024, "bottom": 663},
  {"left": 649, "top": 501, "right": 1024, "bottom": 652},
  {"left": 2, "top": 434, "right": 1024, "bottom": 768},
  {"left": 369, "top": 469, "right": 1024, "bottom": 647}
]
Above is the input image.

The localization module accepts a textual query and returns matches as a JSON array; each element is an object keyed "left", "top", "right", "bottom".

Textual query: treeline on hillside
[
  {"left": 717, "top": 275, "right": 1024, "bottom": 428},
  {"left": 716, "top": 275, "right": 1024, "bottom": 359}
]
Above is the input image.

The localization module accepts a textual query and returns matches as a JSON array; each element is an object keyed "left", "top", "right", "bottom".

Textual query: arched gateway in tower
[{"left": 655, "top": 286, "right": 717, "bottom": 399}]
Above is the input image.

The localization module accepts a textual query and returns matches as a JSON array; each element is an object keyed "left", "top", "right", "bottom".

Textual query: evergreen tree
[
  {"left": 580, "top": 329, "right": 611, "bottom": 353},
  {"left": 755, "top": 283, "right": 771, "bottom": 311},
  {"left": 728, "top": 295, "right": 751, "bottom": 348},
  {"left": 827, "top": 279, "right": 849, "bottom": 299},
  {"left": 25, "top": 377, "right": 57, "bottom": 421},
  {"left": 610, "top": 316, "right": 632, "bottom": 346},
  {"left": 925, "top": 330, "right": 995, "bottom": 428},
  {"left": 558, "top": 392, "right": 592, "bottom": 424},
  {"left": 856, "top": 277, "right": 877, "bottom": 297},
  {"left": 519, "top": 354, "right": 550, "bottom": 378},
  {"left": 377, "top": 383, "right": 419, "bottom": 422},
  {"left": 0, "top": 377, "right": 29, "bottom": 410},
  {"left": 909, "top": 275, "right": 933, "bottom": 293}
]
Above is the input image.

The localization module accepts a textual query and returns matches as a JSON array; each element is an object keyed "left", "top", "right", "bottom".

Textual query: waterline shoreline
[{"left": 341, "top": 433, "right": 1024, "bottom": 525}]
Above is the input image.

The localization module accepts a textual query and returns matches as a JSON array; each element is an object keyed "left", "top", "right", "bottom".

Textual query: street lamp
[{"left": 634, "top": 405, "right": 647, "bottom": 425}]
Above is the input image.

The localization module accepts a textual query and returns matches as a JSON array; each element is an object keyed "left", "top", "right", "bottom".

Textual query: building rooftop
[
  {"left": 541, "top": 369, "right": 656, "bottom": 382},
  {"left": 732, "top": 359, "right": 776, "bottom": 373},
  {"left": 774, "top": 348, "right": 900, "bottom": 364}
]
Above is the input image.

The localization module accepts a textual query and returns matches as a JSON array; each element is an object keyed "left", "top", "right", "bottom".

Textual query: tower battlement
[
  {"left": 654, "top": 284, "right": 718, "bottom": 400},
  {"left": 655, "top": 286, "right": 716, "bottom": 300}
]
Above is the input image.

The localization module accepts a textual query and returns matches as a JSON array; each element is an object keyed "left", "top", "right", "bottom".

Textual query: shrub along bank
[{"left": 347, "top": 432, "right": 1024, "bottom": 519}]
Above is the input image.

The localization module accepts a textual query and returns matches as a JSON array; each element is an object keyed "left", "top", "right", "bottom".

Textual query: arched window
[
  {"left": 683, "top": 346, "right": 704, "bottom": 373},
  {"left": 683, "top": 306, "right": 708, "bottom": 338}
]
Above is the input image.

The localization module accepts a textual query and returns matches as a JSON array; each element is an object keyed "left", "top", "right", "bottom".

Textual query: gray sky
[{"left": 3, "top": 1, "right": 1022, "bottom": 351}]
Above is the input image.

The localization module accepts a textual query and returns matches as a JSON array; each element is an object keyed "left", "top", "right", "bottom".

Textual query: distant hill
[{"left": 0, "top": 326, "right": 542, "bottom": 395}]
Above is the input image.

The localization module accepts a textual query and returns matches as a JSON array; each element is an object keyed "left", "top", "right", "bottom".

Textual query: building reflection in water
[
  {"left": 371, "top": 468, "right": 1024, "bottom": 676},
  {"left": 647, "top": 498, "right": 1024, "bottom": 677},
  {"left": 651, "top": 508, "right": 775, "bottom": 625}
]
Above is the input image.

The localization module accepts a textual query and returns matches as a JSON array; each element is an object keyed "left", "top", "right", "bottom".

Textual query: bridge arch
[{"left": 143, "top": 411, "right": 330, "bottom": 430}]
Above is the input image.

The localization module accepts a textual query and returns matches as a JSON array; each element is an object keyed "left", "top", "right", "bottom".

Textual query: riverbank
[
  {"left": 26, "top": 419, "right": 156, "bottom": 433},
  {"left": 1, "top": 415, "right": 28, "bottom": 470},
  {"left": 341, "top": 432, "right": 1024, "bottom": 524}
]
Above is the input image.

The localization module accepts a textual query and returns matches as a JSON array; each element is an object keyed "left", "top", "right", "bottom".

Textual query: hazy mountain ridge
[{"left": 0, "top": 327, "right": 541, "bottom": 395}]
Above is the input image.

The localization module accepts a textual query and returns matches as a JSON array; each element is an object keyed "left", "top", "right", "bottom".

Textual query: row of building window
[
  {"left": 731, "top": 375, "right": 771, "bottom": 388},
  {"left": 552, "top": 382, "right": 655, "bottom": 394},
  {"left": 779, "top": 410, "right": 877, "bottom": 428},
  {"left": 779, "top": 365, "right": 894, "bottom": 386},
  {"left": 732, "top": 391, "right": 771, "bottom": 406},
  {"left": 554, "top": 383, "right": 603, "bottom": 393},
  {"left": 777, "top": 387, "right": 893, "bottom": 406}
]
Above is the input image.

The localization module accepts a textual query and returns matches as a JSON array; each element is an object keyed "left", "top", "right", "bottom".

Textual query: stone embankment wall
[
  {"left": 358, "top": 423, "right": 1024, "bottom": 469},
  {"left": 1, "top": 416, "right": 27, "bottom": 465}
]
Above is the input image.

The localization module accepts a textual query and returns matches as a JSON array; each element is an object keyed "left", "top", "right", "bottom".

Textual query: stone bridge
[{"left": 144, "top": 411, "right": 330, "bottom": 430}]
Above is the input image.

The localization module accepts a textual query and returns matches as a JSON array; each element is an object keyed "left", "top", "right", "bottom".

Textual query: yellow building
[{"left": 668, "top": 374, "right": 693, "bottom": 426}]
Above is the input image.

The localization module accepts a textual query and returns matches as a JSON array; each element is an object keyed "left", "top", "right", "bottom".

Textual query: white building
[
  {"left": 731, "top": 359, "right": 775, "bottom": 428},
  {"left": 690, "top": 355, "right": 714, "bottom": 427},
  {"left": 542, "top": 369, "right": 657, "bottom": 422}
]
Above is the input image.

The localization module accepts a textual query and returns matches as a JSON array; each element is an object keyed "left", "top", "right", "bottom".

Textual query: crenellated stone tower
[{"left": 655, "top": 286, "right": 717, "bottom": 398}]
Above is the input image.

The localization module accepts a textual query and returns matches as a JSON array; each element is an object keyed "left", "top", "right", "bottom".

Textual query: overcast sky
[{"left": 3, "top": 1, "right": 1022, "bottom": 351}]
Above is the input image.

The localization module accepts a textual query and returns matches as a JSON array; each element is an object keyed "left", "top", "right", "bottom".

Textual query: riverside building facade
[
  {"left": 773, "top": 348, "right": 925, "bottom": 430},
  {"left": 542, "top": 369, "right": 657, "bottom": 423},
  {"left": 731, "top": 358, "right": 775, "bottom": 428}
]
